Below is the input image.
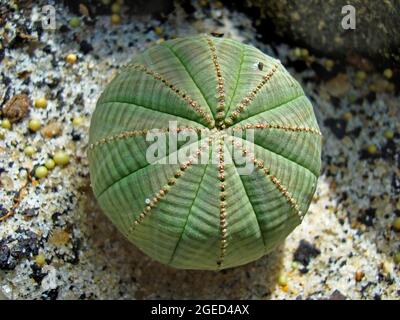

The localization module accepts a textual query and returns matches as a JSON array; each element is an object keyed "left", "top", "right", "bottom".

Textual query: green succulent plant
[{"left": 88, "top": 35, "right": 322, "bottom": 270}]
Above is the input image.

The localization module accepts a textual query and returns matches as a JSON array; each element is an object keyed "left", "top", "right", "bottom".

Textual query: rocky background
[{"left": 0, "top": 0, "right": 399, "bottom": 299}]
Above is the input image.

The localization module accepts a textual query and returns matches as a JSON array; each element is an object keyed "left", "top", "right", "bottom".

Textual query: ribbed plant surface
[{"left": 88, "top": 35, "right": 322, "bottom": 270}]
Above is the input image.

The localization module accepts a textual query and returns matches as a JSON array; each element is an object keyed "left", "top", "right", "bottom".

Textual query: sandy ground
[{"left": 0, "top": 0, "right": 399, "bottom": 299}]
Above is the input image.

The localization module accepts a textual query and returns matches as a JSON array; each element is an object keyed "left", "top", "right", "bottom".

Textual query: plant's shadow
[{"left": 84, "top": 189, "right": 283, "bottom": 299}]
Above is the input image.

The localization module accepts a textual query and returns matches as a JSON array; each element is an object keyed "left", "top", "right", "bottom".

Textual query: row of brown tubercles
[
  {"left": 125, "top": 63, "right": 215, "bottom": 128},
  {"left": 226, "top": 63, "right": 279, "bottom": 125},
  {"left": 228, "top": 136, "right": 304, "bottom": 220},
  {"left": 217, "top": 136, "right": 228, "bottom": 268},
  {"left": 205, "top": 36, "right": 226, "bottom": 130},
  {"left": 231, "top": 123, "right": 322, "bottom": 136},
  {"left": 88, "top": 127, "right": 209, "bottom": 151},
  {"left": 128, "top": 136, "right": 213, "bottom": 233}
]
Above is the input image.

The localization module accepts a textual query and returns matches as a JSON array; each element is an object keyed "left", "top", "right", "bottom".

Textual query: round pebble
[
  {"left": 35, "top": 166, "right": 48, "bottom": 179},
  {"left": 45, "top": 159, "right": 56, "bottom": 170},
  {"left": 356, "top": 70, "right": 367, "bottom": 81},
  {"left": 28, "top": 119, "right": 41, "bottom": 132},
  {"left": 355, "top": 270, "right": 365, "bottom": 282},
  {"left": 53, "top": 151, "right": 70, "bottom": 166},
  {"left": 111, "top": 14, "right": 121, "bottom": 25},
  {"left": 383, "top": 68, "right": 393, "bottom": 79},
  {"left": 278, "top": 274, "right": 288, "bottom": 287},
  {"left": 24, "top": 146, "right": 36, "bottom": 157},
  {"left": 111, "top": 3, "right": 121, "bottom": 14},
  {"left": 394, "top": 252, "right": 400, "bottom": 265},
  {"left": 367, "top": 144, "right": 378, "bottom": 155},
  {"left": 66, "top": 53, "right": 77, "bottom": 64},
  {"left": 69, "top": 17, "right": 80, "bottom": 28},
  {"left": 72, "top": 117, "right": 83, "bottom": 126},
  {"left": 393, "top": 217, "right": 400, "bottom": 232},
  {"left": 34, "top": 97, "right": 47, "bottom": 109},
  {"left": 35, "top": 254, "right": 46, "bottom": 267},
  {"left": 384, "top": 130, "right": 394, "bottom": 139},
  {"left": 1, "top": 119, "right": 11, "bottom": 129},
  {"left": 342, "top": 111, "right": 352, "bottom": 121},
  {"left": 324, "top": 59, "right": 334, "bottom": 70}
]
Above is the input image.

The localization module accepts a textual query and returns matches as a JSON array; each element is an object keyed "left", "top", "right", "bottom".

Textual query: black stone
[
  {"left": 293, "top": 240, "right": 321, "bottom": 266},
  {"left": 358, "top": 208, "right": 376, "bottom": 227},
  {"left": 0, "top": 245, "right": 10, "bottom": 266},
  {"left": 324, "top": 118, "right": 347, "bottom": 139},
  {"left": 41, "top": 288, "right": 59, "bottom": 300},
  {"left": 21, "top": 208, "right": 38, "bottom": 218},
  {"left": 30, "top": 263, "right": 47, "bottom": 284},
  {"left": 329, "top": 289, "right": 346, "bottom": 300},
  {"left": 79, "top": 40, "right": 93, "bottom": 54}
]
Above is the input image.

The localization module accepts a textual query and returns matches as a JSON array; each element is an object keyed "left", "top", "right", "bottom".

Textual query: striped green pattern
[{"left": 88, "top": 35, "right": 322, "bottom": 270}]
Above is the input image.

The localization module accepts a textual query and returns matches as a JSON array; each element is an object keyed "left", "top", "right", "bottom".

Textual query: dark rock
[
  {"left": 358, "top": 208, "right": 376, "bottom": 227},
  {"left": 30, "top": 264, "right": 47, "bottom": 284},
  {"left": 42, "top": 44, "right": 52, "bottom": 54},
  {"left": 381, "top": 139, "right": 396, "bottom": 160},
  {"left": 329, "top": 289, "right": 346, "bottom": 300},
  {"left": 41, "top": 288, "right": 59, "bottom": 300},
  {"left": 11, "top": 229, "right": 39, "bottom": 259},
  {"left": 21, "top": 208, "right": 38, "bottom": 218},
  {"left": 293, "top": 240, "right": 321, "bottom": 266},
  {"left": 288, "top": 59, "right": 308, "bottom": 73},
  {"left": 236, "top": 0, "right": 400, "bottom": 65},
  {"left": 79, "top": 40, "right": 93, "bottom": 54},
  {"left": 392, "top": 174, "right": 400, "bottom": 194},
  {"left": 71, "top": 131, "right": 81, "bottom": 141},
  {"left": 324, "top": 118, "right": 347, "bottom": 139},
  {"left": 0, "top": 244, "right": 10, "bottom": 267}
]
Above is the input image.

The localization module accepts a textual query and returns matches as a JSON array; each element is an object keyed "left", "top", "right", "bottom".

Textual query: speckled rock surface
[
  {"left": 0, "top": 0, "right": 399, "bottom": 300},
  {"left": 237, "top": 0, "right": 400, "bottom": 64}
]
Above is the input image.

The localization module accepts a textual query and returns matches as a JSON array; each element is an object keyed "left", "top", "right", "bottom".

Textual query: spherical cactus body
[{"left": 88, "top": 35, "right": 322, "bottom": 270}]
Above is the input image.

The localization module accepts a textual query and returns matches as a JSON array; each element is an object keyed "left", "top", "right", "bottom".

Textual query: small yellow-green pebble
[
  {"left": 28, "top": 119, "right": 41, "bottom": 132},
  {"left": 0, "top": 130, "right": 5, "bottom": 139},
  {"left": 393, "top": 217, "right": 400, "bottom": 232},
  {"left": 342, "top": 111, "right": 352, "bottom": 121},
  {"left": 367, "top": 144, "right": 378, "bottom": 155},
  {"left": 34, "top": 97, "right": 47, "bottom": 109},
  {"left": 35, "top": 254, "right": 46, "bottom": 267},
  {"left": 69, "top": 17, "right": 80, "bottom": 28},
  {"left": 278, "top": 274, "right": 288, "bottom": 287},
  {"left": 291, "top": 261, "right": 299, "bottom": 270},
  {"left": 111, "top": 3, "right": 121, "bottom": 13},
  {"left": 35, "top": 166, "right": 48, "bottom": 179},
  {"left": 394, "top": 252, "right": 400, "bottom": 264},
  {"left": 355, "top": 70, "right": 367, "bottom": 81},
  {"left": 154, "top": 26, "right": 163, "bottom": 35},
  {"left": 301, "top": 48, "right": 309, "bottom": 58},
  {"left": 384, "top": 130, "right": 394, "bottom": 140},
  {"left": 1, "top": 119, "right": 11, "bottom": 129},
  {"left": 72, "top": 117, "right": 83, "bottom": 126},
  {"left": 24, "top": 146, "right": 36, "bottom": 157},
  {"left": 111, "top": 14, "right": 121, "bottom": 25},
  {"left": 383, "top": 68, "right": 393, "bottom": 79},
  {"left": 45, "top": 159, "right": 56, "bottom": 170},
  {"left": 293, "top": 47, "right": 302, "bottom": 58},
  {"left": 324, "top": 59, "right": 334, "bottom": 70},
  {"left": 66, "top": 53, "right": 77, "bottom": 64},
  {"left": 53, "top": 151, "right": 70, "bottom": 166}
]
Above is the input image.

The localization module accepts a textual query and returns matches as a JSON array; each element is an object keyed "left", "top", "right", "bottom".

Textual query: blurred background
[{"left": 0, "top": 0, "right": 399, "bottom": 300}]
